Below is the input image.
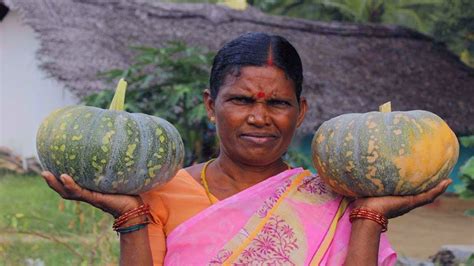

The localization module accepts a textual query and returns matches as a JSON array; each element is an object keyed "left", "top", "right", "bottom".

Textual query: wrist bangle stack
[
  {"left": 115, "top": 222, "right": 149, "bottom": 235},
  {"left": 349, "top": 208, "right": 388, "bottom": 232},
  {"left": 113, "top": 204, "right": 151, "bottom": 235}
]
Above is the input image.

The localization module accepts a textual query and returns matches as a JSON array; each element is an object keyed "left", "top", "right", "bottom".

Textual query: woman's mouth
[{"left": 240, "top": 133, "right": 277, "bottom": 144}]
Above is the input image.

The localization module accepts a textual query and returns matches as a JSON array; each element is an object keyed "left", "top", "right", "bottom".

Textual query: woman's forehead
[{"left": 220, "top": 66, "right": 295, "bottom": 95}]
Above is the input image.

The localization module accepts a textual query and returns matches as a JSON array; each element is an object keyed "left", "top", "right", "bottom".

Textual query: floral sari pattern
[
  {"left": 234, "top": 215, "right": 298, "bottom": 265},
  {"left": 297, "top": 174, "right": 329, "bottom": 195},
  {"left": 164, "top": 168, "right": 396, "bottom": 266}
]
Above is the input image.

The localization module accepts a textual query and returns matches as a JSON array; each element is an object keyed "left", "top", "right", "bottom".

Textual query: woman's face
[{"left": 205, "top": 65, "right": 307, "bottom": 166}]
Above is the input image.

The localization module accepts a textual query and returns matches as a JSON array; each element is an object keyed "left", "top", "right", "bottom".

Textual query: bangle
[
  {"left": 349, "top": 208, "right": 388, "bottom": 232},
  {"left": 115, "top": 222, "right": 149, "bottom": 235},
  {"left": 113, "top": 204, "right": 150, "bottom": 230}
]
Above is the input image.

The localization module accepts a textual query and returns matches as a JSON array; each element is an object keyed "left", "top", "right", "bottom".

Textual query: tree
[
  {"left": 253, "top": 0, "right": 441, "bottom": 32},
  {"left": 252, "top": 0, "right": 474, "bottom": 65},
  {"left": 431, "top": 0, "right": 474, "bottom": 67}
]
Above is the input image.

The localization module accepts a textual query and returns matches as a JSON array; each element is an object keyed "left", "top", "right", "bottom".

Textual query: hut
[{"left": 1, "top": 0, "right": 473, "bottom": 174}]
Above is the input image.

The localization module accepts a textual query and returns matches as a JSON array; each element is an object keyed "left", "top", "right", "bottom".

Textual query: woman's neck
[{"left": 207, "top": 153, "right": 288, "bottom": 192}]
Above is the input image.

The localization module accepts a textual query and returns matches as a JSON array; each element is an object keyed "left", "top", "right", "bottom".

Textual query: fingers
[
  {"left": 41, "top": 171, "right": 68, "bottom": 196},
  {"left": 59, "top": 174, "right": 85, "bottom": 199},
  {"left": 360, "top": 179, "right": 453, "bottom": 219},
  {"left": 41, "top": 171, "right": 92, "bottom": 202},
  {"left": 409, "top": 179, "right": 452, "bottom": 209},
  {"left": 40, "top": 171, "right": 141, "bottom": 218}
]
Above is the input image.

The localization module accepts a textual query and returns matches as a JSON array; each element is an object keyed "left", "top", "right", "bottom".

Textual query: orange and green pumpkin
[
  {"left": 311, "top": 103, "right": 459, "bottom": 197},
  {"left": 36, "top": 79, "right": 184, "bottom": 195}
]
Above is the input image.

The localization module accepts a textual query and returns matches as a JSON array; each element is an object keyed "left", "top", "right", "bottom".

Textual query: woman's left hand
[{"left": 352, "top": 178, "right": 452, "bottom": 219}]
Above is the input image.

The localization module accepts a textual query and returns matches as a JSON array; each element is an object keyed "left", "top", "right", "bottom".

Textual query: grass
[{"left": 0, "top": 174, "right": 119, "bottom": 265}]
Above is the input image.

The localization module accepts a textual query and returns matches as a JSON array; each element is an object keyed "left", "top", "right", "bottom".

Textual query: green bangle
[{"left": 115, "top": 223, "right": 148, "bottom": 235}]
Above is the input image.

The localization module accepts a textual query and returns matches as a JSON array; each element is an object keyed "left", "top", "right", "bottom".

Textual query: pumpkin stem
[
  {"left": 379, "top": 101, "right": 392, "bottom": 112},
  {"left": 109, "top": 78, "right": 127, "bottom": 111}
]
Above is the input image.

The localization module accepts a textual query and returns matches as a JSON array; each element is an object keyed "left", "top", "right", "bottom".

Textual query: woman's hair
[{"left": 209, "top": 32, "right": 303, "bottom": 101}]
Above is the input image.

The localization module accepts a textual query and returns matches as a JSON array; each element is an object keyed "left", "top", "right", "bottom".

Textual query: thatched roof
[{"left": 5, "top": 0, "right": 474, "bottom": 135}]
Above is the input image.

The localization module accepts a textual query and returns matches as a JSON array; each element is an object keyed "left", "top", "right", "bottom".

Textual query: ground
[{"left": 387, "top": 195, "right": 474, "bottom": 260}]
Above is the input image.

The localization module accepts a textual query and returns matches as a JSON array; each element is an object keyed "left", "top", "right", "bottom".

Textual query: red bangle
[
  {"left": 113, "top": 204, "right": 150, "bottom": 230},
  {"left": 349, "top": 208, "right": 388, "bottom": 232}
]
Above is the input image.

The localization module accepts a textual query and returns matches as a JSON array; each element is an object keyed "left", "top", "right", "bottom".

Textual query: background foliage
[
  {"left": 251, "top": 0, "right": 474, "bottom": 67},
  {"left": 83, "top": 42, "right": 218, "bottom": 166},
  {"left": 457, "top": 136, "right": 474, "bottom": 211}
]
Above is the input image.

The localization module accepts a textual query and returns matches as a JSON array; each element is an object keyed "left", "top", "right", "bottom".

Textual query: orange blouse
[{"left": 139, "top": 169, "right": 218, "bottom": 265}]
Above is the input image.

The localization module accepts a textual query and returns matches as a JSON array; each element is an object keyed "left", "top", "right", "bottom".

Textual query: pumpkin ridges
[
  {"left": 121, "top": 113, "right": 146, "bottom": 194},
  {"left": 49, "top": 106, "right": 80, "bottom": 178},
  {"left": 141, "top": 115, "right": 164, "bottom": 191},
  {"left": 37, "top": 107, "right": 70, "bottom": 176},
  {"left": 37, "top": 81, "right": 184, "bottom": 195},
  {"left": 37, "top": 106, "right": 185, "bottom": 194},
  {"left": 102, "top": 111, "right": 128, "bottom": 193},
  {"left": 73, "top": 107, "right": 99, "bottom": 187},
  {"left": 61, "top": 107, "right": 87, "bottom": 179},
  {"left": 312, "top": 110, "right": 459, "bottom": 197},
  {"left": 129, "top": 113, "right": 161, "bottom": 194},
  {"left": 392, "top": 112, "right": 456, "bottom": 193},
  {"left": 79, "top": 107, "right": 106, "bottom": 190}
]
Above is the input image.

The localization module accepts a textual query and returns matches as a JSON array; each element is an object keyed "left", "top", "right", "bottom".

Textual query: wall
[{"left": 0, "top": 11, "right": 79, "bottom": 160}]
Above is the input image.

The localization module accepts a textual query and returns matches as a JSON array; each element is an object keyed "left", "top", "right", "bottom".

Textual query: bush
[
  {"left": 83, "top": 42, "right": 217, "bottom": 166},
  {"left": 456, "top": 135, "right": 474, "bottom": 216}
]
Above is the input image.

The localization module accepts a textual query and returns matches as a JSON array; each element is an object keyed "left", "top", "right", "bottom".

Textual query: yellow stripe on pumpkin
[{"left": 393, "top": 119, "right": 459, "bottom": 192}]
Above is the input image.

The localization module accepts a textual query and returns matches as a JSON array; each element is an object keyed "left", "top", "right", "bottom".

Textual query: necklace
[
  {"left": 201, "top": 159, "right": 217, "bottom": 205},
  {"left": 200, "top": 159, "right": 292, "bottom": 205}
]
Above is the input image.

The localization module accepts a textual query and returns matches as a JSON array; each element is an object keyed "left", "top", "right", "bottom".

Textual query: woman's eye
[
  {"left": 268, "top": 99, "right": 291, "bottom": 107},
  {"left": 230, "top": 97, "right": 254, "bottom": 104}
]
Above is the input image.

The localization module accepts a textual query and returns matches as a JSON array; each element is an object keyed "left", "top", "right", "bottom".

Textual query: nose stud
[{"left": 248, "top": 115, "right": 256, "bottom": 123}]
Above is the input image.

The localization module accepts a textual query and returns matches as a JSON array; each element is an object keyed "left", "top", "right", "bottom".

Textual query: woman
[{"left": 41, "top": 32, "right": 451, "bottom": 265}]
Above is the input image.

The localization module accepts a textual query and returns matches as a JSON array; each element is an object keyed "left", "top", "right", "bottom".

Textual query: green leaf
[
  {"left": 460, "top": 135, "right": 474, "bottom": 148},
  {"left": 460, "top": 157, "right": 474, "bottom": 178},
  {"left": 466, "top": 253, "right": 474, "bottom": 265},
  {"left": 464, "top": 209, "right": 474, "bottom": 216}
]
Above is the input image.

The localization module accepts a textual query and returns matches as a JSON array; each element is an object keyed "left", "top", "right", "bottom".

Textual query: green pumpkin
[
  {"left": 311, "top": 103, "right": 459, "bottom": 197},
  {"left": 36, "top": 79, "right": 184, "bottom": 195}
]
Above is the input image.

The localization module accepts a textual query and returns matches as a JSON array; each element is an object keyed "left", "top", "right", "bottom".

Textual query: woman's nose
[{"left": 247, "top": 103, "right": 270, "bottom": 126}]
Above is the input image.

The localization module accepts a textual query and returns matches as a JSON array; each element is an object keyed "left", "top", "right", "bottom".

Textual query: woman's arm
[
  {"left": 344, "top": 179, "right": 452, "bottom": 266},
  {"left": 345, "top": 219, "right": 382, "bottom": 265},
  {"left": 41, "top": 172, "right": 153, "bottom": 266},
  {"left": 120, "top": 226, "right": 153, "bottom": 265}
]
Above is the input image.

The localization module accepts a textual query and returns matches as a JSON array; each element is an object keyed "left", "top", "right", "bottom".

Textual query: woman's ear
[
  {"left": 203, "top": 89, "right": 216, "bottom": 121},
  {"left": 296, "top": 96, "right": 307, "bottom": 128}
]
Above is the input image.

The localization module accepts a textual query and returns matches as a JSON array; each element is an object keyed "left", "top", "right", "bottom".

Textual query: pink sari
[{"left": 165, "top": 168, "right": 396, "bottom": 265}]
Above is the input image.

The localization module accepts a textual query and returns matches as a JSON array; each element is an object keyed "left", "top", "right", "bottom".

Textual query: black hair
[{"left": 209, "top": 32, "right": 303, "bottom": 102}]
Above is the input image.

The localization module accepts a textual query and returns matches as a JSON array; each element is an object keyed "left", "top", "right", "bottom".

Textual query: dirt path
[{"left": 387, "top": 195, "right": 474, "bottom": 260}]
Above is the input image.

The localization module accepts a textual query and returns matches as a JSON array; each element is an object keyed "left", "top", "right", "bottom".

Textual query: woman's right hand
[{"left": 41, "top": 171, "right": 142, "bottom": 218}]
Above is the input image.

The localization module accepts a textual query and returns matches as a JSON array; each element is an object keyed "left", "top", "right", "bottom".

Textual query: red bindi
[{"left": 257, "top": 91, "right": 266, "bottom": 99}]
